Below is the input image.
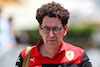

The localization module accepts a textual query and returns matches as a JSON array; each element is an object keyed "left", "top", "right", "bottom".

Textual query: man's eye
[
  {"left": 44, "top": 27, "right": 50, "bottom": 30},
  {"left": 54, "top": 27, "right": 59, "bottom": 30}
]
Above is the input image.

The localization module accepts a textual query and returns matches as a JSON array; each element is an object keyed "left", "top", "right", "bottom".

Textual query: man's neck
[{"left": 39, "top": 43, "right": 61, "bottom": 58}]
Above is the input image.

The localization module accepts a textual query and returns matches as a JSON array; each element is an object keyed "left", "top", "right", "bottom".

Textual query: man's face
[{"left": 39, "top": 16, "right": 68, "bottom": 49}]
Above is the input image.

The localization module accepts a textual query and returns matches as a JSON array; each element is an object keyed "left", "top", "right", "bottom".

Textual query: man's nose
[{"left": 49, "top": 30, "right": 54, "bottom": 38}]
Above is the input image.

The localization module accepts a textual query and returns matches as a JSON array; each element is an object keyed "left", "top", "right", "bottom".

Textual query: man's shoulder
[
  {"left": 64, "top": 42, "right": 84, "bottom": 53},
  {"left": 20, "top": 45, "right": 36, "bottom": 59}
]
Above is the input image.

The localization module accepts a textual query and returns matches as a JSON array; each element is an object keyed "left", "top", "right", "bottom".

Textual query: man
[{"left": 16, "top": 2, "right": 92, "bottom": 67}]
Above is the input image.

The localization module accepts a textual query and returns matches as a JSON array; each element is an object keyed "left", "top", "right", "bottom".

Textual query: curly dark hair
[{"left": 36, "top": 2, "right": 70, "bottom": 27}]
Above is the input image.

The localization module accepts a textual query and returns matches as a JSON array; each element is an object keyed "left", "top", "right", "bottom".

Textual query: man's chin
[{"left": 48, "top": 43, "right": 58, "bottom": 48}]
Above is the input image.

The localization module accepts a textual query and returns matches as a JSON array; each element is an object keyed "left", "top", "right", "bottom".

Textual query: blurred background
[{"left": 0, "top": 0, "right": 100, "bottom": 67}]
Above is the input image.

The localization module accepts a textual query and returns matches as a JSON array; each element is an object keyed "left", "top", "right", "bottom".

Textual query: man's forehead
[
  {"left": 41, "top": 16, "right": 62, "bottom": 26},
  {"left": 41, "top": 23, "right": 62, "bottom": 27}
]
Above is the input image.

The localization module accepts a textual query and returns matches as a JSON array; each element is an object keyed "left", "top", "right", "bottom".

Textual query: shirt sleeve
[
  {"left": 15, "top": 54, "right": 23, "bottom": 67},
  {"left": 80, "top": 52, "right": 92, "bottom": 67}
]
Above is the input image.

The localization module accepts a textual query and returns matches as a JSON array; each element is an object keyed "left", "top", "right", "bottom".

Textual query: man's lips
[{"left": 48, "top": 39, "right": 56, "bottom": 42}]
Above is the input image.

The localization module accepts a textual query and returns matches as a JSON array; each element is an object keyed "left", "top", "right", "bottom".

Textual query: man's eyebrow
[
  {"left": 42, "top": 26, "right": 61, "bottom": 28},
  {"left": 54, "top": 26, "right": 59, "bottom": 27},
  {"left": 43, "top": 26, "right": 49, "bottom": 27}
]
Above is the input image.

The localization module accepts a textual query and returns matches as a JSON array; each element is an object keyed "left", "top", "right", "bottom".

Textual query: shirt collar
[
  {"left": 34, "top": 39, "right": 70, "bottom": 56},
  {"left": 59, "top": 40, "right": 71, "bottom": 52},
  {"left": 34, "top": 39, "right": 43, "bottom": 56}
]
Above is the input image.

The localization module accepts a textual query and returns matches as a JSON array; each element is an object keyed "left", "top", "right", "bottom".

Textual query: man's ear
[
  {"left": 38, "top": 25, "right": 42, "bottom": 36},
  {"left": 64, "top": 25, "right": 68, "bottom": 36}
]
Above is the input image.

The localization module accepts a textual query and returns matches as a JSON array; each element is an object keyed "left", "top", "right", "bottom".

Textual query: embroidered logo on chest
[{"left": 65, "top": 51, "right": 74, "bottom": 61}]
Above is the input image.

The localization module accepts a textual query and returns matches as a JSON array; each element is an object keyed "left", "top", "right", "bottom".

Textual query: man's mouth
[{"left": 48, "top": 39, "right": 56, "bottom": 42}]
